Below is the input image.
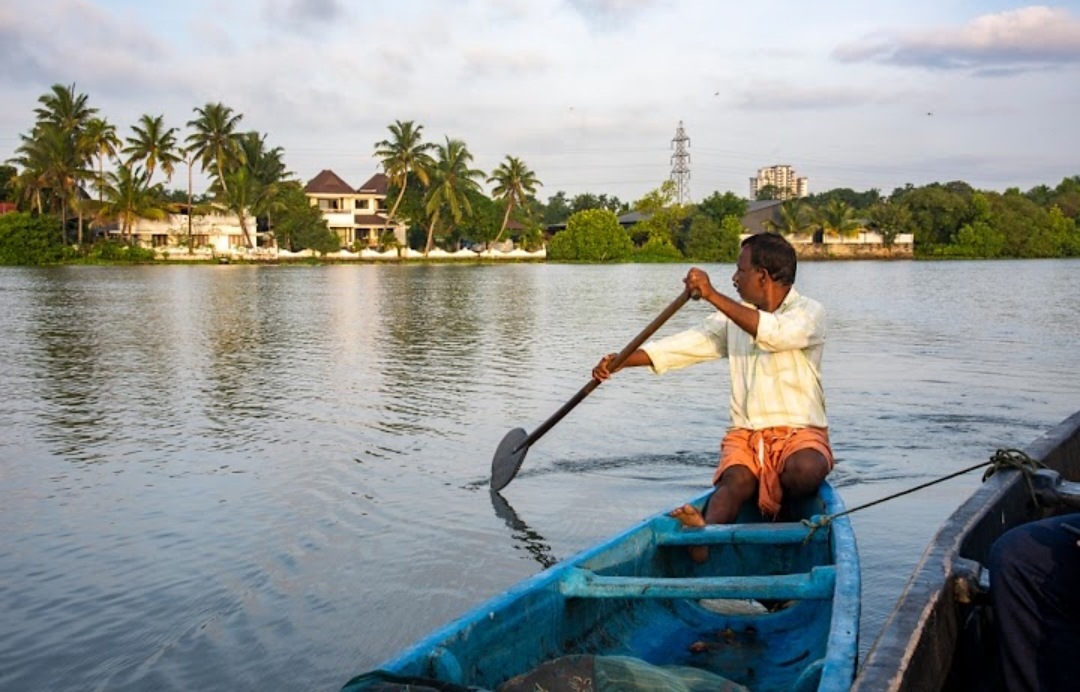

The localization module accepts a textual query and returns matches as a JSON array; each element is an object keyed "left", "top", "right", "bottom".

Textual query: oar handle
[{"left": 514, "top": 288, "right": 696, "bottom": 453}]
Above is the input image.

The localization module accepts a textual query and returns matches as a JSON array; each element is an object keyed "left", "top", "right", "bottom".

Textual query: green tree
[
  {"left": 946, "top": 192, "right": 997, "bottom": 257},
  {"left": 683, "top": 213, "right": 741, "bottom": 261},
  {"left": 543, "top": 191, "right": 572, "bottom": 224},
  {"left": 630, "top": 181, "right": 688, "bottom": 249},
  {"left": 272, "top": 182, "right": 338, "bottom": 253},
  {"left": 755, "top": 184, "right": 782, "bottom": 201},
  {"left": 1048, "top": 206, "right": 1080, "bottom": 256},
  {"left": 1045, "top": 207, "right": 1080, "bottom": 259},
  {"left": 488, "top": 155, "right": 541, "bottom": 245},
  {"left": 374, "top": 120, "right": 435, "bottom": 226},
  {"left": 14, "top": 83, "right": 97, "bottom": 241},
  {"left": 894, "top": 183, "right": 976, "bottom": 252},
  {"left": 9, "top": 127, "right": 60, "bottom": 215},
  {"left": 985, "top": 191, "right": 1058, "bottom": 258},
  {"left": 548, "top": 208, "right": 633, "bottom": 261},
  {"left": 0, "top": 164, "right": 16, "bottom": 202},
  {"left": 1050, "top": 176, "right": 1080, "bottom": 221},
  {"left": 697, "top": 191, "right": 748, "bottom": 226},
  {"left": 96, "top": 165, "right": 167, "bottom": 241},
  {"left": 806, "top": 187, "right": 881, "bottom": 211},
  {"left": 764, "top": 199, "right": 814, "bottom": 237},
  {"left": 0, "top": 212, "right": 68, "bottom": 265},
  {"left": 423, "top": 137, "right": 484, "bottom": 255},
  {"left": 951, "top": 219, "right": 1005, "bottom": 258},
  {"left": 123, "top": 114, "right": 181, "bottom": 187},
  {"left": 454, "top": 189, "right": 501, "bottom": 248},
  {"left": 816, "top": 198, "right": 861, "bottom": 240},
  {"left": 83, "top": 117, "right": 121, "bottom": 206},
  {"left": 866, "top": 201, "right": 912, "bottom": 248},
  {"left": 239, "top": 131, "right": 289, "bottom": 246},
  {"left": 186, "top": 102, "right": 242, "bottom": 196}
]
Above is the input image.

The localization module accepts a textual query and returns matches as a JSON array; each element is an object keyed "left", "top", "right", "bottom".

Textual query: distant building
[
  {"left": 303, "top": 170, "right": 406, "bottom": 248},
  {"left": 111, "top": 205, "right": 250, "bottom": 251},
  {"left": 749, "top": 165, "right": 808, "bottom": 200}
]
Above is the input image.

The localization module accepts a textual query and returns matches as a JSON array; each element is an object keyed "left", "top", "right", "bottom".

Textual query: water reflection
[{"left": 489, "top": 489, "right": 557, "bottom": 568}]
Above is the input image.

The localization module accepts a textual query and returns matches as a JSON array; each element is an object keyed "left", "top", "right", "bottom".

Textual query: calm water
[{"left": 1, "top": 260, "right": 1078, "bottom": 691}]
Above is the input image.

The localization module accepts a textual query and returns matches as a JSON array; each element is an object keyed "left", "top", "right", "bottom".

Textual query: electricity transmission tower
[{"left": 670, "top": 121, "right": 691, "bottom": 204}]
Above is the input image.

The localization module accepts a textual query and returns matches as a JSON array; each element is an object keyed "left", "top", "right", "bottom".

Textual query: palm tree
[
  {"left": 34, "top": 83, "right": 95, "bottom": 135},
  {"left": 25, "top": 83, "right": 97, "bottom": 242},
  {"left": 186, "top": 102, "right": 242, "bottom": 195},
  {"left": 816, "top": 198, "right": 861, "bottom": 241},
  {"left": 123, "top": 114, "right": 181, "bottom": 187},
  {"left": 215, "top": 131, "right": 289, "bottom": 248},
  {"left": 12, "top": 124, "right": 80, "bottom": 234},
  {"left": 764, "top": 199, "right": 813, "bottom": 237},
  {"left": 9, "top": 131, "right": 55, "bottom": 215},
  {"left": 374, "top": 120, "right": 435, "bottom": 225},
  {"left": 487, "top": 155, "right": 541, "bottom": 246},
  {"left": 423, "top": 137, "right": 484, "bottom": 255},
  {"left": 83, "top": 117, "right": 121, "bottom": 205},
  {"left": 97, "top": 165, "right": 167, "bottom": 242}
]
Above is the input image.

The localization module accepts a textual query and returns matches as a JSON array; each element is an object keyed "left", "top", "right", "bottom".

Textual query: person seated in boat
[
  {"left": 987, "top": 513, "right": 1080, "bottom": 692},
  {"left": 592, "top": 232, "right": 832, "bottom": 560}
]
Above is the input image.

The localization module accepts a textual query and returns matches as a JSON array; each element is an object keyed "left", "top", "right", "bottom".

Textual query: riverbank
[
  {"left": 794, "top": 243, "right": 913, "bottom": 260},
  {"left": 156, "top": 246, "right": 549, "bottom": 263}
]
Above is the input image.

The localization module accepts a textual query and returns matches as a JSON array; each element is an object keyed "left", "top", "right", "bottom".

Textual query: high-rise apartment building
[{"left": 749, "top": 165, "right": 808, "bottom": 200}]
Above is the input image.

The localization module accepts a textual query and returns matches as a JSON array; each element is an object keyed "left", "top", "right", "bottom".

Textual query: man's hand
[
  {"left": 592, "top": 353, "right": 618, "bottom": 381},
  {"left": 684, "top": 267, "right": 717, "bottom": 302}
]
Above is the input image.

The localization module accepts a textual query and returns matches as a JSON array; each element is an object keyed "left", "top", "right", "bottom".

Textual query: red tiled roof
[
  {"left": 0, "top": 202, "right": 17, "bottom": 215},
  {"left": 356, "top": 172, "right": 390, "bottom": 195},
  {"left": 354, "top": 214, "right": 390, "bottom": 226},
  {"left": 304, "top": 170, "right": 354, "bottom": 194}
]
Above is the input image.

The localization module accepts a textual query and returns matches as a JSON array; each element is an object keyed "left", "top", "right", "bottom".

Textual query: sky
[{"left": 3, "top": 0, "right": 1080, "bottom": 204}]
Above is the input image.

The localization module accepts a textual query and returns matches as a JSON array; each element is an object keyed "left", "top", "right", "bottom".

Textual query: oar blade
[{"left": 491, "top": 428, "right": 529, "bottom": 491}]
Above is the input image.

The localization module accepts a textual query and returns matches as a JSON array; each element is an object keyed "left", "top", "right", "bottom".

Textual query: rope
[{"left": 801, "top": 448, "right": 1046, "bottom": 540}]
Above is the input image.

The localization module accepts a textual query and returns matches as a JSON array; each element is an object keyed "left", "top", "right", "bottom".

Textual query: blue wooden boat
[
  {"left": 852, "top": 409, "right": 1080, "bottom": 691},
  {"left": 342, "top": 481, "right": 860, "bottom": 692}
]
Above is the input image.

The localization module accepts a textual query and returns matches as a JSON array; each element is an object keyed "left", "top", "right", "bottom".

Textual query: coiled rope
[{"left": 801, "top": 448, "right": 1047, "bottom": 539}]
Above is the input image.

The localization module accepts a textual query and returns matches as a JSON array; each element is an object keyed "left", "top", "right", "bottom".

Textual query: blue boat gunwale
[{"left": 374, "top": 480, "right": 860, "bottom": 691}]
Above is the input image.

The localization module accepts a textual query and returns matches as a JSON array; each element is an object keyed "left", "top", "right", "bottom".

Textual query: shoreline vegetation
[{"left": 2, "top": 83, "right": 1079, "bottom": 267}]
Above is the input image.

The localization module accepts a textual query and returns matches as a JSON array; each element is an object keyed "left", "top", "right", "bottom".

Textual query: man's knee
[
  {"left": 782, "top": 449, "right": 830, "bottom": 496},
  {"left": 717, "top": 464, "right": 758, "bottom": 499}
]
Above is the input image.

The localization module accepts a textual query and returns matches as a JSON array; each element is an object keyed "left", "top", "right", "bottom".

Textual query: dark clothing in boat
[{"left": 988, "top": 513, "right": 1080, "bottom": 692}]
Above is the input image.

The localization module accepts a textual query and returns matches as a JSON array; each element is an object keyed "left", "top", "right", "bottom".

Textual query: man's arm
[
  {"left": 592, "top": 349, "right": 652, "bottom": 381},
  {"left": 685, "top": 268, "right": 760, "bottom": 337}
]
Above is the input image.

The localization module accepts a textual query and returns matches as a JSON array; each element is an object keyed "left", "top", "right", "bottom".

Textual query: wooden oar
[{"left": 490, "top": 288, "right": 698, "bottom": 490}]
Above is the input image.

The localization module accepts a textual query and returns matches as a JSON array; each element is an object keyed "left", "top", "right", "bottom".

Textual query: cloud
[
  {"left": 736, "top": 81, "right": 896, "bottom": 111},
  {"left": 834, "top": 6, "right": 1080, "bottom": 74},
  {"left": 261, "top": 0, "right": 346, "bottom": 34},
  {"left": 0, "top": 0, "right": 164, "bottom": 89},
  {"left": 461, "top": 46, "right": 550, "bottom": 79},
  {"left": 564, "top": 0, "right": 667, "bottom": 31}
]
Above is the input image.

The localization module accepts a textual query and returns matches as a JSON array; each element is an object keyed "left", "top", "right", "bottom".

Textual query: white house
[
  {"left": 114, "top": 205, "right": 253, "bottom": 253},
  {"left": 303, "top": 170, "right": 407, "bottom": 249}
]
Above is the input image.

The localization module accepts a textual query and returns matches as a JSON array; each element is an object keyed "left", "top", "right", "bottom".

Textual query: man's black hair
[{"left": 741, "top": 232, "right": 797, "bottom": 286}]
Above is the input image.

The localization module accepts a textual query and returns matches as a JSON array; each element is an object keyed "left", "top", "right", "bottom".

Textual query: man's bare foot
[
  {"left": 669, "top": 504, "right": 708, "bottom": 563},
  {"left": 670, "top": 504, "right": 706, "bottom": 527}
]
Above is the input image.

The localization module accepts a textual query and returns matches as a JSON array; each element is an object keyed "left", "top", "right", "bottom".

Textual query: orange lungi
[{"left": 713, "top": 426, "right": 834, "bottom": 517}]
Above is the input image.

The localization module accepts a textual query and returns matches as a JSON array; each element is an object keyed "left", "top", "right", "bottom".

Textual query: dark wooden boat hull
[
  {"left": 852, "top": 410, "right": 1080, "bottom": 691},
  {"left": 344, "top": 482, "right": 860, "bottom": 692}
]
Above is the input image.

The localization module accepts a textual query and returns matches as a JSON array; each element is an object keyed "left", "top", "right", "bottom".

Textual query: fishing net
[{"left": 343, "top": 655, "right": 749, "bottom": 692}]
